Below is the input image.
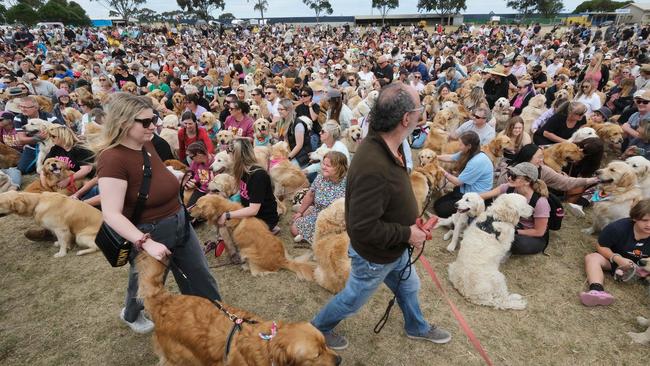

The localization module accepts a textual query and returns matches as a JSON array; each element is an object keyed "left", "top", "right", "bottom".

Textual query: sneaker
[
  {"left": 120, "top": 307, "right": 154, "bottom": 334},
  {"left": 293, "top": 234, "right": 303, "bottom": 243},
  {"left": 579, "top": 290, "right": 614, "bottom": 306},
  {"left": 24, "top": 228, "right": 56, "bottom": 242},
  {"left": 324, "top": 331, "right": 349, "bottom": 350},
  {"left": 407, "top": 326, "right": 452, "bottom": 344},
  {"left": 272, "top": 226, "right": 281, "bottom": 235},
  {"left": 566, "top": 203, "right": 585, "bottom": 218}
]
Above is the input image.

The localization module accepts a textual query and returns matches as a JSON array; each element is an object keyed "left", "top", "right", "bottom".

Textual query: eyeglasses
[
  {"left": 277, "top": 107, "right": 287, "bottom": 111},
  {"left": 414, "top": 76, "right": 421, "bottom": 79},
  {"left": 134, "top": 116, "right": 157, "bottom": 128},
  {"left": 301, "top": 93, "right": 310, "bottom": 97},
  {"left": 265, "top": 91, "right": 273, "bottom": 95},
  {"left": 473, "top": 114, "right": 486, "bottom": 120},
  {"left": 408, "top": 105, "right": 425, "bottom": 114},
  {"left": 506, "top": 171, "right": 520, "bottom": 180},
  {"left": 319, "top": 130, "right": 327, "bottom": 134},
  {"left": 636, "top": 99, "right": 650, "bottom": 105}
]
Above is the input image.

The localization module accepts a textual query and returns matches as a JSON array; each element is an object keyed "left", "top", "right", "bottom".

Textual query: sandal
[{"left": 579, "top": 290, "right": 614, "bottom": 306}]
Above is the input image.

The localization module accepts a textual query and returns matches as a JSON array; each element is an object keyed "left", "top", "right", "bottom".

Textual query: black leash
[{"left": 373, "top": 243, "right": 426, "bottom": 334}]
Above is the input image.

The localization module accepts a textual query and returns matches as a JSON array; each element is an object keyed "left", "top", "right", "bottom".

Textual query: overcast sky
[{"left": 75, "top": 0, "right": 585, "bottom": 19}]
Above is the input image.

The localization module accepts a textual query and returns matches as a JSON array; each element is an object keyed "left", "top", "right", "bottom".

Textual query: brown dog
[
  {"left": 136, "top": 252, "right": 341, "bottom": 366},
  {"left": 190, "top": 194, "right": 315, "bottom": 278},
  {"left": 543, "top": 142, "right": 584, "bottom": 173},
  {"left": 481, "top": 134, "right": 511, "bottom": 165},
  {"left": 410, "top": 159, "right": 446, "bottom": 214},
  {"left": 311, "top": 198, "right": 350, "bottom": 293},
  {"left": 269, "top": 142, "right": 309, "bottom": 201},
  {"left": 24, "top": 157, "right": 84, "bottom": 195},
  {"left": 0, "top": 143, "right": 20, "bottom": 169}
]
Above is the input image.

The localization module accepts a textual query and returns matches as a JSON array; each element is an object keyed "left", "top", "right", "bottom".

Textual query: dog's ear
[
  {"left": 619, "top": 170, "right": 637, "bottom": 188},
  {"left": 269, "top": 330, "right": 295, "bottom": 366}
]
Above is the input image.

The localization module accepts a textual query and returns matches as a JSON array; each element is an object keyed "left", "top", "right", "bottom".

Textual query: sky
[{"left": 75, "top": 0, "right": 586, "bottom": 19}]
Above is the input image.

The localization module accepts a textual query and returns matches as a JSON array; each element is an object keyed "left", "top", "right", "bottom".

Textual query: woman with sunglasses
[
  {"left": 217, "top": 138, "right": 279, "bottom": 232},
  {"left": 574, "top": 80, "right": 602, "bottom": 117},
  {"left": 278, "top": 98, "right": 312, "bottom": 167},
  {"left": 93, "top": 93, "right": 221, "bottom": 334},
  {"left": 533, "top": 101, "right": 587, "bottom": 146},
  {"left": 223, "top": 100, "right": 254, "bottom": 139},
  {"left": 622, "top": 90, "right": 650, "bottom": 141},
  {"left": 480, "top": 162, "right": 552, "bottom": 255},
  {"left": 510, "top": 79, "right": 534, "bottom": 116},
  {"left": 178, "top": 111, "right": 214, "bottom": 163}
]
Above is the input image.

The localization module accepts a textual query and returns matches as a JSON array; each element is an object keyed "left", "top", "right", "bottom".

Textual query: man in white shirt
[
  {"left": 265, "top": 85, "right": 281, "bottom": 122},
  {"left": 546, "top": 58, "right": 563, "bottom": 79},
  {"left": 450, "top": 107, "right": 495, "bottom": 145}
]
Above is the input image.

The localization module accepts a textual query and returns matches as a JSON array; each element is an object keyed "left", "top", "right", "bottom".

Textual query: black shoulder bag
[{"left": 95, "top": 148, "right": 152, "bottom": 267}]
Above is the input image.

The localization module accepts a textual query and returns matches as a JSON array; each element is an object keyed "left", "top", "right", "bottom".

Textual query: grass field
[{"left": 0, "top": 179, "right": 649, "bottom": 365}]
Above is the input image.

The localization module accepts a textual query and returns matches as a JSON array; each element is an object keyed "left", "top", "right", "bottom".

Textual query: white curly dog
[{"left": 435, "top": 192, "right": 485, "bottom": 252}]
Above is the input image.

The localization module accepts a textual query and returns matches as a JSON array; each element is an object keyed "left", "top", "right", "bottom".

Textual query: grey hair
[
  {"left": 368, "top": 84, "right": 415, "bottom": 133},
  {"left": 322, "top": 119, "right": 342, "bottom": 140}
]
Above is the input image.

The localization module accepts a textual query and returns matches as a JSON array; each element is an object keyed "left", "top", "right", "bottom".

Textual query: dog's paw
[
  {"left": 505, "top": 294, "right": 527, "bottom": 310},
  {"left": 446, "top": 242, "right": 457, "bottom": 252},
  {"left": 637, "top": 316, "right": 650, "bottom": 327},
  {"left": 581, "top": 227, "right": 595, "bottom": 235},
  {"left": 53, "top": 251, "right": 66, "bottom": 258},
  {"left": 627, "top": 331, "right": 650, "bottom": 344},
  {"left": 53, "top": 241, "right": 61, "bottom": 247},
  {"left": 443, "top": 231, "right": 452, "bottom": 241}
]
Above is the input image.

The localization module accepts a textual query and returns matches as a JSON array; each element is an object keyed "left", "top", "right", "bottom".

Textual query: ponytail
[{"left": 532, "top": 179, "right": 549, "bottom": 198}]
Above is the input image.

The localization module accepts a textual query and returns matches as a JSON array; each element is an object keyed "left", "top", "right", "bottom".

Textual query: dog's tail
[
  {"left": 282, "top": 258, "right": 316, "bottom": 281},
  {"left": 136, "top": 252, "right": 170, "bottom": 306}
]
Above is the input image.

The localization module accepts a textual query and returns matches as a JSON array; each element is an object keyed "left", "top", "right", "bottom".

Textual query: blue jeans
[
  {"left": 310, "top": 131, "right": 321, "bottom": 152},
  {"left": 311, "top": 246, "right": 431, "bottom": 337},
  {"left": 1, "top": 168, "right": 21, "bottom": 187},
  {"left": 17, "top": 145, "right": 37, "bottom": 174}
]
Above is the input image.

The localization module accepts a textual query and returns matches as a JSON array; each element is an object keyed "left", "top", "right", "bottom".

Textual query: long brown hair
[
  {"left": 457, "top": 131, "right": 481, "bottom": 173},
  {"left": 231, "top": 138, "right": 261, "bottom": 182},
  {"left": 503, "top": 116, "right": 525, "bottom": 151}
]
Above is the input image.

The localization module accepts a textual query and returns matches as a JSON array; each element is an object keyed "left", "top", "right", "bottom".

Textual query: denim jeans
[
  {"left": 311, "top": 246, "right": 431, "bottom": 337},
  {"left": 310, "top": 131, "right": 321, "bottom": 152},
  {"left": 1, "top": 167, "right": 21, "bottom": 187},
  {"left": 17, "top": 145, "right": 37, "bottom": 174}
]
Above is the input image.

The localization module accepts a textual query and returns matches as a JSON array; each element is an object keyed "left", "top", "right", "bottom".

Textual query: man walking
[{"left": 311, "top": 83, "right": 452, "bottom": 349}]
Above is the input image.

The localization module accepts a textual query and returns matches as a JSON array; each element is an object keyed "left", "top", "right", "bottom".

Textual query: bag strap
[{"left": 131, "top": 147, "right": 152, "bottom": 225}]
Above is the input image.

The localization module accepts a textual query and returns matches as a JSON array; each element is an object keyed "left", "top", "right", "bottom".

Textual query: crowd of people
[{"left": 1, "top": 18, "right": 650, "bottom": 352}]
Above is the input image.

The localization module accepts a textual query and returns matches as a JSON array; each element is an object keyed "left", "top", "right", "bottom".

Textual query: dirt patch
[{"left": 0, "top": 189, "right": 648, "bottom": 365}]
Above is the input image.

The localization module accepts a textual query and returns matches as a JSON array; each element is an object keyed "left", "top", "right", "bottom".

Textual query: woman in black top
[
  {"left": 533, "top": 101, "right": 587, "bottom": 146},
  {"left": 217, "top": 138, "right": 279, "bottom": 231}
]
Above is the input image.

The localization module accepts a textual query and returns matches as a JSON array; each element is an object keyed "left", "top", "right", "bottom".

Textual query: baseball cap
[
  {"left": 594, "top": 106, "right": 612, "bottom": 120},
  {"left": 0, "top": 111, "right": 15, "bottom": 121},
  {"left": 634, "top": 89, "right": 650, "bottom": 101},
  {"left": 507, "top": 162, "right": 539, "bottom": 181}
]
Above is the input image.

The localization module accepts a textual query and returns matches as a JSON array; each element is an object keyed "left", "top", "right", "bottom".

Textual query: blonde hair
[
  {"left": 532, "top": 179, "right": 549, "bottom": 197},
  {"left": 587, "top": 52, "right": 603, "bottom": 75},
  {"left": 276, "top": 98, "right": 295, "bottom": 138},
  {"left": 90, "top": 92, "right": 154, "bottom": 155},
  {"left": 231, "top": 138, "right": 261, "bottom": 182},
  {"left": 48, "top": 124, "right": 79, "bottom": 150},
  {"left": 576, "top": 80, "right": 595, "bottom": 98},
  {"left": 321, "top": 120, "right": 342, "bottom": 140},
  {"left": 323, "top": 151, "right": 348, "bottom": 182}
]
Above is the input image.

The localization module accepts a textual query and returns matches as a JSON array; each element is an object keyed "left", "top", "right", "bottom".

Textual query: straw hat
[
  {"left": 487, "top": 64, "right": 507, "bottom": 77},
  {"left": 308, "top": 79, "right": 325, "bottom": 92}
]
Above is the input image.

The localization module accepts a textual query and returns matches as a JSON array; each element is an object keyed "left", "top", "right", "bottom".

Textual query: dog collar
[
  {"left": 476, "top": 215, "right": 501, "bottom": 240},
  {"left": 259, "top": 321, "right": 277, "bottom": 341},
  {"left": 591, "top": 189, "right": 609, "bottom": 202}
]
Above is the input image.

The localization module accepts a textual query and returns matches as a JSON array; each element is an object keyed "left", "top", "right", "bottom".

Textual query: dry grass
[{"left": 0, "top": 181, "right": 649, "bottom": 366}]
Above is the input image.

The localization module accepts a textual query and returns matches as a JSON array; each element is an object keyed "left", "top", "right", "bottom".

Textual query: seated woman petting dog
[
  {"left": 94, "top": 93, "right": 221, "bottom": 334},
  {"left": 580, "top": 199, "right": 650, "bottom": 306},
  {"left": 481, "top": 162, "right": 551, "bottom": 255},
  {"left": 43, "top": 125, "right": 94, "bottom": 196},
  {"left": 217, "top": 138, "right": 279, "bottom": 233},
  {"left": 434, "top": 131, "right": 494, "bottom": 218},
  {"left": 182, "top": 141, "right": 214, "bottom": 208},
  {"left": 303, "top": 120, "right": 350, "bottom": 178},
  {"left": 533, "top": 101, "right": 587, "bottom": 146},
  {"left": 291, "top": 151, "right": 348, "bottom": 245}
]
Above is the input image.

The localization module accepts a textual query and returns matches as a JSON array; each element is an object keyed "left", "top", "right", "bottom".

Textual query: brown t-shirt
[{"left": 97, "top": 141, "right": 181, "bottom": 223}]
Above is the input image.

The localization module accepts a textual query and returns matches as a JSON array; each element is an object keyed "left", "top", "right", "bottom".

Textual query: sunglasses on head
[{"left": 134, "top": 116, "right": 157, "bottom": 128}]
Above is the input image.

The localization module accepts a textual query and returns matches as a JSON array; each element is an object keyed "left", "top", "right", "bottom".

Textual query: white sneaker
[
  {"left": 293, "top": 234, "right": 303, "bottom": 243},
  {"left": 566, "top": 203, "right": 585, "bottom": 218},
  {"left": 120, "top": 307, "right": 154, "bottom": 334}
]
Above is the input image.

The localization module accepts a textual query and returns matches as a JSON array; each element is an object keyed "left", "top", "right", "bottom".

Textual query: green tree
[
  {"left": 218, "top": 12, "right": 235, "bottom": 22},
  {"left": 248, "top": 0, "right": 268, "bottom": 20},
  {"left": 303, "top": 0, "right": 333, "bottom": 23},
  {"left": 16, "top": 0, "right": 43, "bottom": 9},
  {"left": 417, "top": 0, "right": 466, "bottom": 25},
  {"left": 573, "top": 0, "right": 632, "bottom": 13},
  {"left": 372, "top": 0, "right": 398, "bottom": 26},
  {"left": 537, "top": 0, "right": 563, "bottom": 18},
  {"left": 506, "top": 0, "right": 537, "bottom": 19},
  {"left": 133, "top": 7, "right": 160, "bottom": 22},
  {"left": 5, "top": 2, "right": 38, "bottom": 24},
  {"left": 37, "top": 0, "right": 91, "bottom": 26},
  {"left": 88, "top": 0, "right": 146, "bottom": 22},
  {"left": 0, "top": 4, "right": 7, "bottom": 23},
  {"left": 176, "top": 0, "right": 225, "bottom": 21}
]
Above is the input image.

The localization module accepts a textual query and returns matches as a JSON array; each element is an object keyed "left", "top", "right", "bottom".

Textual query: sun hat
[
  {"left": 594, "top": 106, "right": 612, "bottom": 120},
  {"left": 507, "top": 162, "right": 539, "bottom": 181},
  {"left": 308, "top": 79, "right": 325, "bottom": 92},
  {"left": 487, "top": 64, "right": 507, "bottom": 77},
  {"left": 634, "top": 89, "right": 650, "bottom": 101}
]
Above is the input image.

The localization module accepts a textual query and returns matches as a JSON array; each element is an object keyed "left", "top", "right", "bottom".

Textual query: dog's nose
[{"left": 335, "top": 355, "right": 342, "bottom": 365}]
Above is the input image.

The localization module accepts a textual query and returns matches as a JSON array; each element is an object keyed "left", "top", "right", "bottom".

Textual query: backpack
[{"left": 506, "top": 187, "right": 564, "bottom": 231}]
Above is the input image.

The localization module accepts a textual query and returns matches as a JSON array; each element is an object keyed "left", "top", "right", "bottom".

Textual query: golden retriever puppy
[
  {"left": 24, "top": 158, "right": 84, "bottom": 195},
  {"left": 62, "top": 107, "right": 82, "bottom": 130},
  {"left": 269, "top": 142, "right": 309, "bottom": 201},
  {"left": 210, "top": 150, "right": 234, "bottom": 174},
  {"left": 543, "top": 142, "right": 584, "bottom": 173},
  {"left": 190, "top": 195, "right": 315, "bottom": 278},
  {"left": 253, "top": 118, "right": 272, "bottom": 146},
  {"left": 417, "top": 148, "right": 437, "bottom": 167},
  {"left": 410, "top": 160, "right": 446, "bottom": 214},
  {"left": 583, "top": 161, "right": 642, "bottom": 234},
  {"left": 435, "top": 192, "right": 485, "bottom": 252},
  {"left": 520, "top": 94, "right": 546, "bottom": 134},
  {"left": 626, "top": 156, "right": 650, "bottom": 198},
  {"left": 342, "top": 125, "right": 363, "bottom": 155},
  {"left": 136, "top": 252, "right": 341, "bottom": 366},
  {"left": 0, "top": 191, "right": 101, "bottom": 257},
  {"left": 171, "top": 92, "right": 186, "bottom": 117},
  {"left": 311, "top": 198, "right": 350, "bottom": 293},
  {"left": 448, "top": 193, "right": 534, "bottom": 310},
  {"left": 0, "top": 143, "right": 20, "bottom": 169},
  {"left": 215, "top": 130, "right": 234, "bottom": 151},
  {"left": 23, "top": 118, "right": 54, "bottom": 174},
  {"left": 481, "top": 134, "right": 510, "bottom": 166}
]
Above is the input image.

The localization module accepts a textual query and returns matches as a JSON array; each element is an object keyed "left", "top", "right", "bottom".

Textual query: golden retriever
[
  {"left": 269, "top": 142, "right": 309, "bottom": 201},
  {"left": 190, "top": 194, "right": 315, "bottom": 278},
  {"left": 0, "top": 191, "right": 101, "bottom": 257},
  {"left": 481, "top": 134, "right": 511, "bottom": 166},
  {"left": 24, "top": 157, "right": 84, "bottom": 195},
  {"left": 160, "top": 115, "right": 180, "bottom": 156},
  {"left": 23, "top": 118, "right": 54, "bottom": 174},
  {"left": 253, "top": 118, "right": 272, "bottom": 146},
  {"left": 171, "top": 92, "right": 186, "bottom": 117},
  {"left": 583, "top": 161, "right": 642, "bottom": 234},
  {"left": 448, "top": 193, "right": 534, "bottom": 310},
  {"left": 136, "top": 252, "right": 341, "bottom": 366},
  {"left": 62, "top": 107, "right": 82, "bottom": 130},
  {"left": 410, "top": 159, "right": 446, "bottom": 214},
  {"left": 0, "top": 143, "right": 20, "bottom": 169},
  {"left": 626, "top": 156, "right": 650, "bottom": 198},
  {"left": 342, "top": 125, "right": 363, "bottom": 155},
  {"left": 210, "top": 150, "right": 234, "bottom": 174},
  {"left": 417, "top": 148, "right": 437, "bottom": 167},
  {"left": 216, "top": 130, "right": 234, "bottom": 151},
  {"left": 308, "top": 198, "right": 350, "bottom": 293},
  {"left": 207, "top": 173, "right": 238, "bottom": 198},
  {"left": 423, "top": 124, "right": 449, "bottom": 154},
  {"left": 491, "top": 97, "right": 512, "bottom": 132},
  {"left": 543, "top": 142, "right": 584, "bottom": 173}
]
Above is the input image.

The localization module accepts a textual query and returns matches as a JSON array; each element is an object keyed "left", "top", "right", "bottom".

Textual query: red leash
[{"left": 416, "top": 216, "right": 494, "bottom": 366}]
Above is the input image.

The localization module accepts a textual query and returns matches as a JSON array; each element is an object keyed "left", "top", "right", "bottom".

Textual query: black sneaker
[
  {"left": 324, "top": 331, "right": 349, "bottom": 350},
  {"left": 406, "top": 326, "right": 452, "bottom": 344}
]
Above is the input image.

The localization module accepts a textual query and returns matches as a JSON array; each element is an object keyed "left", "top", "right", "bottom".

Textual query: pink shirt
[
  {"left": 224, "top": 115, "right": 254, "bottom": 138},
  {"left": 498, "top": 184, "right": 550, "bottom": 229}
]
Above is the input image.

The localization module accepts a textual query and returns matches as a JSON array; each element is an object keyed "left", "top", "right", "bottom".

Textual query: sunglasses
[
  {"left": 301, "top": 93, "right": 310, "bottom": 97},
  {"left": 506, "top": 171, "right": 521, "bottom": 180},
  {"left": 473, "top": 114, "right": 486, "bottom": 119},
  {"left": 265, "top": 92, "right": 273, "bottom": 95},
  {"left": 99, "top": 78, "right": 106, "bottom": 81},
  {"left": 636, "top": 100, "right": 650, "bottom": 105},
  {"left": 134, "top": 116, "right": 157, "bottom": 128},
  {"left": 277, "top": 107, "right": 287, "bottom": 111},
  {"left": 414, "top": 76, "right": 421, "bottom": 79}
]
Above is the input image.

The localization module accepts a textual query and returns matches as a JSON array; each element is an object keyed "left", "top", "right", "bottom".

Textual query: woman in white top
[
  {"left": 304, "top": 120, "right": 350, "bottom": 176},
  {"left": 574, "top": 79, "right": 602, "bottom": 117},
  {"left": 510, "top": 56, "right": 528, "bottom": 78},
  {"left": 357, "top": 62, "right": 375, "bottom": 84},
  {"left": 325, "top": 89, "right": 352, "bottom": 130}
]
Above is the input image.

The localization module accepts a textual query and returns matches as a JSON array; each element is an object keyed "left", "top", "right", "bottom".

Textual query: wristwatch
[{"left": 225, "top": 212, "right": 231, "bottom": 220}]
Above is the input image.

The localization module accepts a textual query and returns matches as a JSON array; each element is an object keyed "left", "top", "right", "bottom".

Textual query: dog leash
[{"left": 373, "top": 217, "right": 437, "bottom": 334}]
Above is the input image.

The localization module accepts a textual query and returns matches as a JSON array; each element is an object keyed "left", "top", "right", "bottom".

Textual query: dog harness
[{"left": 476, "top": 215, "right": 502, "bottom": 240}]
